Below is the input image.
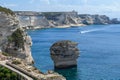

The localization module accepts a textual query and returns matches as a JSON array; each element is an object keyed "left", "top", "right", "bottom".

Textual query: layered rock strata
[
  {"left": 79, "top": 14, "right": 111, "bottom": 25},
  {"left": 15, "top": 11, "right": 120, "bottom": 29},
  {"left": 0, "top": 6, "right": 66, "bottom": 80},
  {"left": 50, "top": 40, "right": 80, "bottom": 69},
  {"left": 0, "top": 8, "right": 33, "bottom": 64}
]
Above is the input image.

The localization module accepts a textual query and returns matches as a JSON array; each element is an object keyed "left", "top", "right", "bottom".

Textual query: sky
[{"left": 0, "top": 0, "right": 120, "bottom": 18}]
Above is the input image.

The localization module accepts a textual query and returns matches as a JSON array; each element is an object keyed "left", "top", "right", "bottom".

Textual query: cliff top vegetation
[
  {"left": 0, "top": 6, "right": 14, "bottom": 15},
  {"left": 8, "top": 28, "right": 24, "bottom": 49}
]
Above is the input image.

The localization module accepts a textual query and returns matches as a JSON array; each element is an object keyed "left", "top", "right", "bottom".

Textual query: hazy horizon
[{"left": 0, "top": 0, "right": 120, "bottom": 18}]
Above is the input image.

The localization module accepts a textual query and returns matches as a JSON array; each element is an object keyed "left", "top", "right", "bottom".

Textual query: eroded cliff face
[
  {"left": 0, "top": 12, "right": 18, "bottom": 49},
  {"left": 0, "top": 10, "right": 33, "bottom": 64},
  {"left": 79, "top": 14, "right": 110, "bottom": 25},
  {"left": 15, "top": 11, "right": 120, "bottom": 29},
  {"left": 15, "top": 11, "right": 84, "bottom": 28},
  {"left": 43, "top": 11, "right": 82, "bottom": 26},
  {"left": 0, "top": 8, "right": 66, "bottom": 80},
  {"left": 4, "top": 28, "right": 34, "bottom": 64},
  {"left": 50, "top": 40, "right": 80, "bottom": 69},
  {"left": 15, "top": 11, "right": 51, "bottom": 29}
]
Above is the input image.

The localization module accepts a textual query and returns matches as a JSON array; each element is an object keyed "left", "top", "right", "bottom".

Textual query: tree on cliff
[{"left": 8, "top": 29, "right": 24, "bottom": 49}]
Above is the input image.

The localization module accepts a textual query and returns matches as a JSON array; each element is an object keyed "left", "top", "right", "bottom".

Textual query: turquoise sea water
[{"left": 28, "top": 24, "right": 120, "bottom": 80}]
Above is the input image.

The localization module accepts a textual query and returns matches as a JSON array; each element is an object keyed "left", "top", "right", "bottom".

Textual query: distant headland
[{"left": 14, "top": 11, "right": 120, "bottom": 29}]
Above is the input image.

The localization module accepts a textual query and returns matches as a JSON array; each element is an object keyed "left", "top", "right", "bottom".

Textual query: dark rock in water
[{"left": 50, "top": 40, "right": 80, "bottom": 69}]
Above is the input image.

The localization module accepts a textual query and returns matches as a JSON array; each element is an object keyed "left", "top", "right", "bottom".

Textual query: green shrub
[
  {"left": 0, "top": 65, "right": 19, "bottom": 80},
  {"left": 0, "top": 6, "right": 14, "bottom": 15},
  {"left": 2, "top": 52, "right": 9, "bottom": 56},
  {"left": 8, "top": 28, "right": 24, "bottom": 49},
  {"left": 12, "top": 60, "right": 21, "bottom": 65}
]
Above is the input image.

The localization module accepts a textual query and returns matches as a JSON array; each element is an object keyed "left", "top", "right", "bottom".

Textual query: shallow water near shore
[{"left": 28, "top": 24, "right": 120, "bottom": 80}]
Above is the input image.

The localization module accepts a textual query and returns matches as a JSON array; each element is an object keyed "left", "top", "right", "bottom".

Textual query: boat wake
[{"left": 80, "top": 28, "right": 103, "bottom": 34}]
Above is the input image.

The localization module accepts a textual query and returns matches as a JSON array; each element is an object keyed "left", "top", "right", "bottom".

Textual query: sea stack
[{"left": 50, "top": 40, "right": 80, "bottom": 69}]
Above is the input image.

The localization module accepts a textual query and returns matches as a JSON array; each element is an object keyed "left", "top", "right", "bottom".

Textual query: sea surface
[{"left": 28, "top": 24, "right": 120, "bottom": 80}]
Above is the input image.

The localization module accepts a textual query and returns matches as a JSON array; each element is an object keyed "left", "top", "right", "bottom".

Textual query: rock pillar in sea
[{"left": 50, "top": 40, "right": 80, "bottom": 69}]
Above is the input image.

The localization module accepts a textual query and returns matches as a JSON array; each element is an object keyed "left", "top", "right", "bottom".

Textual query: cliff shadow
[{"left": 54, "top": 66, "right": 79, "bottom": 80}]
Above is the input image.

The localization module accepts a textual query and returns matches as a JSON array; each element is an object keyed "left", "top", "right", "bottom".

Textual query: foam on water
[
  {"left": 80, "top": 25, "right": 116, "bottom": 34},
  {"left": 80, "top": 28, "right": 104, "bottom": 34}
]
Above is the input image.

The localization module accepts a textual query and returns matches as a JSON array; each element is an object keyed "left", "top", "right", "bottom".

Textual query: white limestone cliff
[
  {"left": 50, "top": 40, "right": 80, "bottom": 69},
  {"left": 0, "top": 10, "right": 34, "bottom": 64}
]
